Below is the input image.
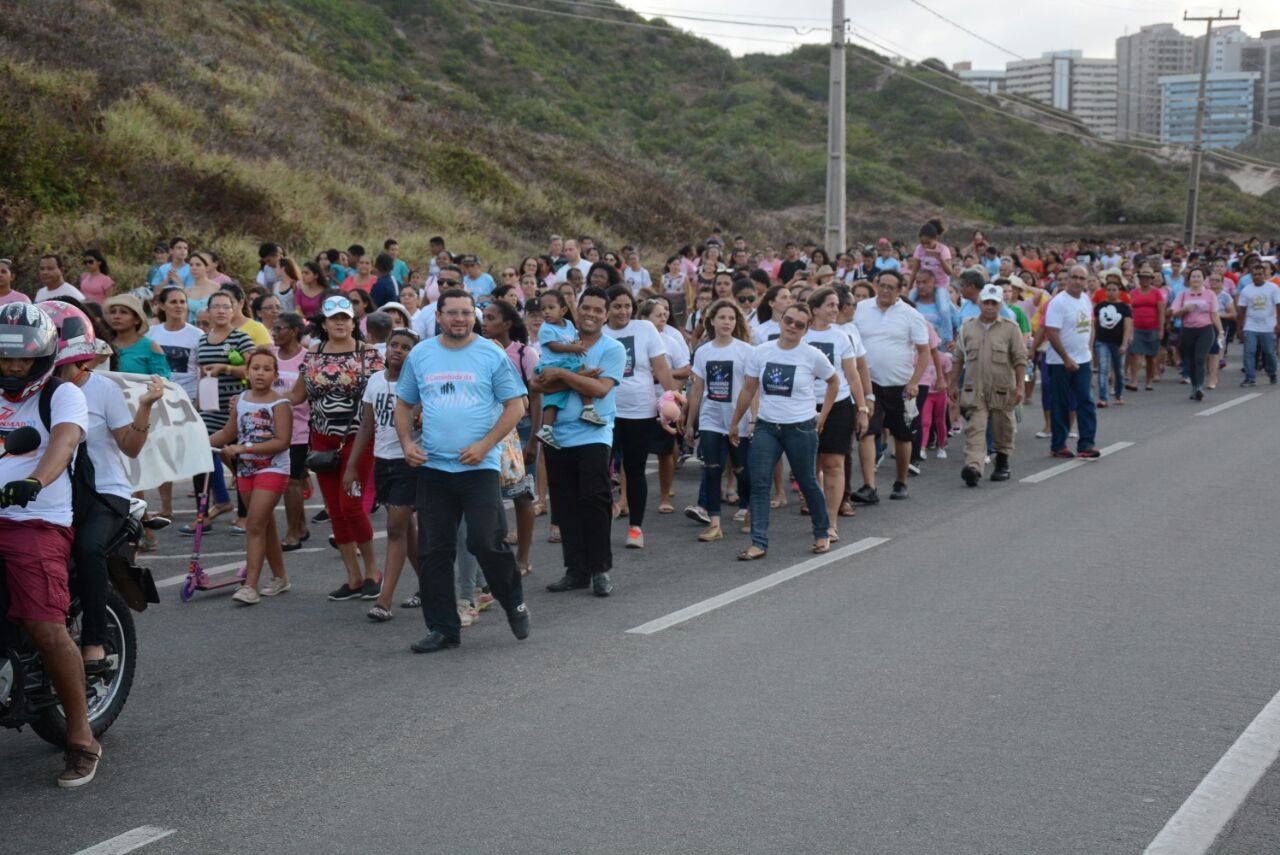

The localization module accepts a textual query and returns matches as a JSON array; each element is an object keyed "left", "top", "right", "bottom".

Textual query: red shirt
[
  {"left": 1091, "top": 288, "right": 1130, "bottom": 305},
  {"left": 1129, "top": 288, "right": 1165, "bottom": 331}
]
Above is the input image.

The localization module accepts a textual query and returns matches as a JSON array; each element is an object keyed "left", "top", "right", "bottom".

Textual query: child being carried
[{"left": 534, "top": 291, "right": 606, "bottom": 449}]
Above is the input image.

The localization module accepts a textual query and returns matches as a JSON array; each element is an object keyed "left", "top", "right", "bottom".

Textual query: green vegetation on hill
[{"left": 1, "top": 0, "right": 1276, "bottom": 288}]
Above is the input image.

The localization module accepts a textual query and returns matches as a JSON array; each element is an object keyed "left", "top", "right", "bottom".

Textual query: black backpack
[{"left": 37, "top": 377, "right": 116, "bottom": 527}]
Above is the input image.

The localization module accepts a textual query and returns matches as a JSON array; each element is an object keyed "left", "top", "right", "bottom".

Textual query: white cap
[{"left": 979, "top": 284, "right": 1004, "bottom": 303}]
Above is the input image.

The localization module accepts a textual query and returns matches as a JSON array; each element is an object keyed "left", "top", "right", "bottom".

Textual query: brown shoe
[{"left": 58, "top": 743, "right": 102, "bottom": 789}]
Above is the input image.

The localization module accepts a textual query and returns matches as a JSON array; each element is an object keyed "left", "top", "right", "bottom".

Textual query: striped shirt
[{"left": 196, "top": 329, "right": 256, "bottom": 434}]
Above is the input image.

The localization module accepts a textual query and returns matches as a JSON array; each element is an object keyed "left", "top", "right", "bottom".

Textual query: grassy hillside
[{"left": 1, "top": 0, "right": 1277, "bottom": 287}]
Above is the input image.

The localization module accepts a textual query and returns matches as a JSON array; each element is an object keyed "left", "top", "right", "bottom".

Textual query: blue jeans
[
  {"left": 698, "top": 430, "right": 750, "bottom": 517},
  {"left": 747, "top": 419, "right": 829, "bottom": 550},
  {"left": 1242, "top": 331, "right": 1278, "bottom": 382},
  {"left": 1047, "top": 363, "right": 1097, "bottom": 452},
  {"left": 1094, "top": 342, "right": 1123, "bottom": 402}
]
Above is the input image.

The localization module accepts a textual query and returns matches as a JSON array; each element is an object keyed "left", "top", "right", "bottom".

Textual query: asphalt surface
[{"left": 4, "top": 374, "right": 1280, "bottom": 854}]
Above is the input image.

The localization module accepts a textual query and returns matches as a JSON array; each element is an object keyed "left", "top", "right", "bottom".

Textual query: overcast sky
[{"left": 616, "top": 1, "right": 1280, "bottom": 67}]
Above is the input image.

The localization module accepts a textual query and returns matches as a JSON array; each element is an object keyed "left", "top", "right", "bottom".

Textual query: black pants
[
  {"left": 72, "top": 494, "right": 130, "bottom": 648},
  {"left": 613, "top": 417, "right": 655, "bottom": 527},
  {"left": 416, "top": 468, "right": 523, "bottom": 643},
  {"left": 910, "top": 384, "right": 930, "bottom": 462},
  {"left": 1180, "top": 325, "right": 1214, "bottom": 390},
  {"left": 545, "top": 443, "right": 613, "bottom": 583}
]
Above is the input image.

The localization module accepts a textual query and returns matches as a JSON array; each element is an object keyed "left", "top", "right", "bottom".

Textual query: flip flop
[
  {"left": 737, "top": 547, "right": 767, "bottom": 561},
  {"left": 811, "top": 539, "right": 831, "bottom": 554}
]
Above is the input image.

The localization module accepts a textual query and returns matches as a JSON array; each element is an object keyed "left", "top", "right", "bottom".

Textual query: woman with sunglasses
[
  {"left": 729, "top": 303, "right": 838, "bottom": 560},
  {"left": 78, "top": 249, "right": 114, "bottom": 305},
  {"left": 0, "top": 258, "right": 31, "bottom": 305},
  {"left": 285, "top": 295, "right": 383, "bottom": 601}
]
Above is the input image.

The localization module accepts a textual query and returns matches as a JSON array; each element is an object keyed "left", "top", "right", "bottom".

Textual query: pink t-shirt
[
  {"left": 79, "top": 272, "right": 115, "bottom": 304},
  {"left": 0, "top": 290, "right": 31, "bottom": 306},
  {"left": 504, "top": 339, "right": 540, "bottom": 388},
  {"left": 1172, "top": 289, "right": 1217, "bottom": 329},
  {"left": 273, "top": 348, "right": 311, "bottom": 445},
  {"left": 917, "top": 323, "right": 943, "bottom": 387},
  {"left": 913, "top": 243, "right": 953, "bottom": 290}
]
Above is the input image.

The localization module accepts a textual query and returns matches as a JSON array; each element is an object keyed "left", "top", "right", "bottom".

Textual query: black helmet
[{"left": 0, "top": 303, "right": 59, "bottom": 401}]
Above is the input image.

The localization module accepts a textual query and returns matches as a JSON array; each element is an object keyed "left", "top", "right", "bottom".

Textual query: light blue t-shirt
[
  {"left": 958, "top": 298, "right": 1015, "bottom": 323},
  {"left": 551, "top": 335, "right": 626, "bottom": 449},
  {"left": 912, "top": 295, "right": 957, "bottom": 344},
  {"left": 537, "top": 318, "right": 577, "bottom": 348},
  {"left": 983, "top": 257, "right": 1002, "bottom": 279},
  {"left": 873, "top": 257, "right": 901, "bottom": 273},
  {"left": 149, "top": 262, "right": 194, "bottom": 288},
  {"left": 464, "top": 273, "right": 496, "bottom": 299},
  {"left": 391, "top": 258, "right": 410, "bottom": 285},
  {"left": 396, "top": 336, "right": 524, "bottom": 473}
]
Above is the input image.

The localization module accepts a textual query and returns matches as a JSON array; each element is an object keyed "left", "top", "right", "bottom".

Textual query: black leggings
[
  {"left": 1179, "top": 325, "right": 1214, "bottom": 390},
  {"left": 72, "top": 494, "right": 130, "bottom": 648},
  {"left": 613, "top": 417, "right": 655, "bottom": 528}
]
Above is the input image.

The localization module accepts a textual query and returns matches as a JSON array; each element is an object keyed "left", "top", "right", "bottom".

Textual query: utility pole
[
  {"left": 824, "top": 0, "right": 847, "bottom": 253},
  {"left": 1181, "top": 8, "right": 1240, "bottom": 247}
]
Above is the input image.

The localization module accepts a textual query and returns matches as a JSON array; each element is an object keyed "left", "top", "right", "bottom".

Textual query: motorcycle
[{"left": 0, "top": 426, "right": 163, "bottom": 747}]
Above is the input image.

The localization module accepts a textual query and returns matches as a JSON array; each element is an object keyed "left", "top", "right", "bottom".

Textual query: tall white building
[
  {"left": 1224, "top": 29, "right": 1280, "bottom": 128},
  {"left": 1004, "top": 50, "right": 1118, "bottom": 139},
  {"left": 1117, "top": 23, "right": 1195, "bottom": 142},
  {"left": 952, "top": 61, "right": 1006, "bottom": 95}
]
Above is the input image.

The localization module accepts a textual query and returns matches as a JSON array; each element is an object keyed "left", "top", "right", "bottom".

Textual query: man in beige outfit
[{"left": 950, "top": 284, "right": 1028, "bottom": 485}]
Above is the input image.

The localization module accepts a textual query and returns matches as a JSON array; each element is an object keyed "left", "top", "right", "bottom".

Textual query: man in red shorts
[{"left": 0, "top": 303, "right": 99, "bottom": 787}]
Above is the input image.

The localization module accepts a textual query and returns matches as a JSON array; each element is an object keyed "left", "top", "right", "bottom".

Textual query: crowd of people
[{"left": 1, "top": 224, "right": 1277, "bottom": 786}]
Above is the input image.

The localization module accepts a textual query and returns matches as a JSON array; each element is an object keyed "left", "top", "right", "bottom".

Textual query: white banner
[{"left": 102, "top": 371, "right": 212, "bottom": 492}]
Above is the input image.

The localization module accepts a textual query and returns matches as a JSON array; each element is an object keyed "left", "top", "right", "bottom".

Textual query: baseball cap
[
  {"left": 815, "top": 265, "right": 834, "bottom": 278},
  {"left": 322, "top": 295, "right": 355, "bottom": 318},
  {"left": 978, "top": 284, "right": 1003, "bottom": 303}
]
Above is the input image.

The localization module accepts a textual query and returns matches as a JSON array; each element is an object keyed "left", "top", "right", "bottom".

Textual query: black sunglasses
[{"left": 737, "top": 295, "right": 756, "bottom": 304}]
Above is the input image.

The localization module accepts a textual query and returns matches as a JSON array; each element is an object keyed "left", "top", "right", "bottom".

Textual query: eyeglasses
[
  {"left": 737, "top": 295, "right": 756, "bottom": 305},
  {"left": 781, "top": 316, "right": 808, "bottom": 329},
  {"left": 438, "top": 278, "right": 462, "bottom": 287}
]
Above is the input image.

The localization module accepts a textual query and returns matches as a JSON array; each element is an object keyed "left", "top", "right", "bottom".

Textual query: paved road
[{"left": 4, "top": 379, "right": 1280, "bottom": 854}]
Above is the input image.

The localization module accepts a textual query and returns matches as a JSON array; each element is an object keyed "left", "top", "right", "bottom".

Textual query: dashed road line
[
  {"left": 1195, "top": 392, "right": 1262, "bottom": 417},
  {"left": 1019, "top": 441, "right": 1134, "bottom": 484},
  {"left": 626, "top": 536, "right": 890, "bottom": 635},
  {"left": 72, "top": 826, "right": 176, "bottom": 855}
]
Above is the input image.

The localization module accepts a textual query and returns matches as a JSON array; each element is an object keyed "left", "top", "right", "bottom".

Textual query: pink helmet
[{"left": 36, "top": 300, "right": 99, "bottom": 367}]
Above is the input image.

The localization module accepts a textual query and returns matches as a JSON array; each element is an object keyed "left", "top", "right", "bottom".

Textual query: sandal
[
  {"left": 839, "top": 501, "right": 856, "bottom": 517},
  {"left": 1145, "top": 384, "right": 1153, "bottom": 391},
  {"left": 827, "top": 529, "right": 840, "bottom": 543},
  {"left": 770, "top": 495, "right": 787, "bottom": 509},
  {"left": 657, "top": 501, "right": 675, "bottom": 514},
  {"left": 205, "top": 502, "right": 234, "bottom": 523},
  {"left": 811, "top": 539, "right": 831, "bottom": 554},
  {"left": 547, "top": 527, "right": 561, "bottom": 544},
  {"left": 737, "top": 547, "right": 767, "bottom": 561},
  {"left": 531, "top": 501, "right": 546, "bottom": 517},
  {"left": 519, "top": 563, "right": 533, "bottom": 577},
  {"left": 1124, "top": 383, "right": 1138, "bottom": 391}
]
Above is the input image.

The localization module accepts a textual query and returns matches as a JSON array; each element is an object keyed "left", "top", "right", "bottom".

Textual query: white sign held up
[{"left": 102, "top": 371, "right": 211, "bottom": 492}]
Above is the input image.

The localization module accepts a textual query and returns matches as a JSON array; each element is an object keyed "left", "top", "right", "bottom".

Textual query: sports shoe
[
  {"left": 907, "top": 463, "right": 921, "bottom": 476},
  {"left": 57, "top": 744, "right": 102, "bottom": 789},
  {"left": 684, "top": 505, "right": 711, "bottom": 525},
  {"left": 260, "top": 577, "right": 291, "bottom": 597},
  {"left": 360, "top": 578, "right": 381, "bottom": 600},
  {"left": 457, "top": 599, "right": 476, "bottom": 628},
  {"left": 474, "top": 589, "right": 495, "bottom": 612},
  {"left": 367, "top": 604, "right": 393, "bottom": 622},
  {"left": 546, "top": 575, "right": 589, "bottom": 593},
  {"left": 733, "top": 508, "right": 749, "bottom": 523},
  {"left": 889, "top": 481, "right": 909, "bottom": 500},
  {"left": 850, "top": 484, "right": 879, "bottom": 505},
  {"left": 410, "top": 631, "right": 459, "bottom": 654},
  {"left": 960, "top": 465, "right": 981, "bottom": 487},
  {"left": 1076, "top": 447, "right": 1101, "bottom": 460},
  {"left": 1271, "top": 376, "right": 1278, "bottom": 385},
  {"left": 535, "top": 425, "right": 561, "bottom": 449},
  {"left": 312, "top": 508, "right": 330, "bottom": 523},
  {"left": 1241, "top": 378, "right": 1257, "bottom": 387},
  {"left": 1034, "top": 430, "right": 1051, "bottom": 439},
  {"left": 231, "top": 585, "right": 261, "bottom": 605},
  {"left": 1050, "top": 448, "right": 1075, "bottom": 459},
  {"left": 626, "top": 527, "right": 644, "bottom": 548},
  {"left": 328, "top": 582, "right": 362, "bottom": 601},
  {"left": 401, "top": 592, "right": 421, "bottom": 608},
  {"left": 579, "top": 405, "right": 607, "bottom": 425},
  {"left": 935, "top": 448, "right": 947, "bottom": 459},
  {"left": 507, "top": 602, "right": 530, "bottom": 639},
  {"left": 1068, "top": 430, "right": 1079, "bottom": 438},
  {"left": 948, "top": 426, "right": 962, "bottom": 436}
]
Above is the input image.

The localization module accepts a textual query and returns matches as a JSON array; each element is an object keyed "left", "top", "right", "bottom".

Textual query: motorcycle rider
[
  {"left": 40, "top": 301, "right": 164, "bottom": 672},
  {"left": 0, "top": 303, "right": 99, "bottom": 787}
]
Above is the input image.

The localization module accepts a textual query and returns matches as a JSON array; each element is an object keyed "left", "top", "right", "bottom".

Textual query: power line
[
  {"left": 903, "top": 0, "right": 1025, "bottom": 60},
  {"left": 531, "top": 0, "right": 829, "bottom": 34},
  {"left": 564, "top": 0, "right": 832, "bottom": 24}
]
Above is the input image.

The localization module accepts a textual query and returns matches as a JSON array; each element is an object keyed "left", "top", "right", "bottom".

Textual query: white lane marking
[
  {"left": 1195, "top": 392, "right": 1262, "bottom": 417},
  {"left": 1019, "top": 441, "right": 1134, "bottom": 484},
  {"left": 146, "top": 546, "right": 326, "bottom": 563},
  {"left": 153, "top": 538, "right": 378, "bottom": 589},
  {"left": 626, "top": 536, "right": 890, "bottom": 635},
  {"left": 1145, "top": 688, "right": 1280, "bottom": 854},
  {"left": 73, "top": 826, "right": 176, "bottom": 855}
]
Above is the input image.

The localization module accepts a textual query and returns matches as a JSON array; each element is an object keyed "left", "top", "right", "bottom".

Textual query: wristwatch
[
  {"left": 865, "top": 393, "right": 876, "bottom": 402},
  {"left": 857, "top": 403, "right": 871, "bottom": 414}
]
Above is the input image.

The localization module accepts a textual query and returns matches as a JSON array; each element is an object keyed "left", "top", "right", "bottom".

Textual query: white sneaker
[
  {"left": 260, "top": 577, "right": 291, "bottom": 597},
  {"left": 1034, "top": 430, "right": 1051, "bottom": 439},
  {"left": 935, "top": 449, "right": 947, "bottom": 459},
  {"left": 684, "top": 505, "right": 711, "bottom": 525},
  {"left": 626, "top": 527, "right": 645, "bottom": 549},
  {"left": 733, "top": 508, "right": 749, "bottom": 522},
  {"left": 457, "top": 599, "right": 476, "bottom": 628},
  {"left": 1069, "top": 430, "right": 1079, "bottom": 438},
  {"left": 232, "top": 585, "right": 260, "bottom": 605},
  {"left": 919, "top": 449, "right": 929, "bottom": 459}
]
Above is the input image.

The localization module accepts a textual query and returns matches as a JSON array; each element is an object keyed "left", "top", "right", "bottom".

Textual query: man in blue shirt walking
[
  {"left": 394, "top": 288, "right": 530, "bottom": 653},
  {"left": 529, "top": 287, "right": 626, "bottom": 598}
]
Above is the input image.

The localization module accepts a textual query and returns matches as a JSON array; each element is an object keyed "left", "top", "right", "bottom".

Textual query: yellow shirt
[{"left": 238, "top": 318, "right": 272, "bottom": 347}]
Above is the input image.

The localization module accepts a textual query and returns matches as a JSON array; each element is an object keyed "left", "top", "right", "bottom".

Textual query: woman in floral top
[{"left": 286, "top": 295, "right": 383, "bottom": 601}]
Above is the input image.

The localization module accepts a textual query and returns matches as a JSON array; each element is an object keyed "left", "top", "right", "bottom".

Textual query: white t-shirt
[
  {"left": 752, "top": 319, "right": 781, "bottom": 345},
  {"left": 80, "top": 374, "right": 134, "bottom": 500},
  {"left": 34, "top": 282, "right": 86, "bottom": 303},
  {"left": 838, "top": 321, "right": 868, "bottom": 359},
  {"left": 658, "top": 325, "right": 690, "bottom": 375},
  {"left": 1043, "top": 291, "right": 1094, "bottom": 365},
  {"left": 853, "top": 299, "right": 930, "bottom": 386},
  {"left": 746, "top": 340, "right": 836, "bottom": 425},
  {"left": 1237, "top": 282, "right": 1280, "bottom": 333},
  {"left": 0, "top": 382, "right": 88, "bottom": 526},
  {"left": 361, "top": 370, "right": 409, "bottom": 460},
  {"left": 691, "top": 338, "right": 755, "bottom": 434},
  {"left": 623, "top": 267, "right": 652, "bottom": 296},
  {"left": 803, "top": 326, "right": 855, "bottom": 402},
  {"left": 602, "top": 319, "right": 666, "bottom": 418},
  {"left": 149, "top": 323, "right": 203, "bottom": 401},
  {"left": 555, "top": 259, "right": 592, "bottom": 283}
]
